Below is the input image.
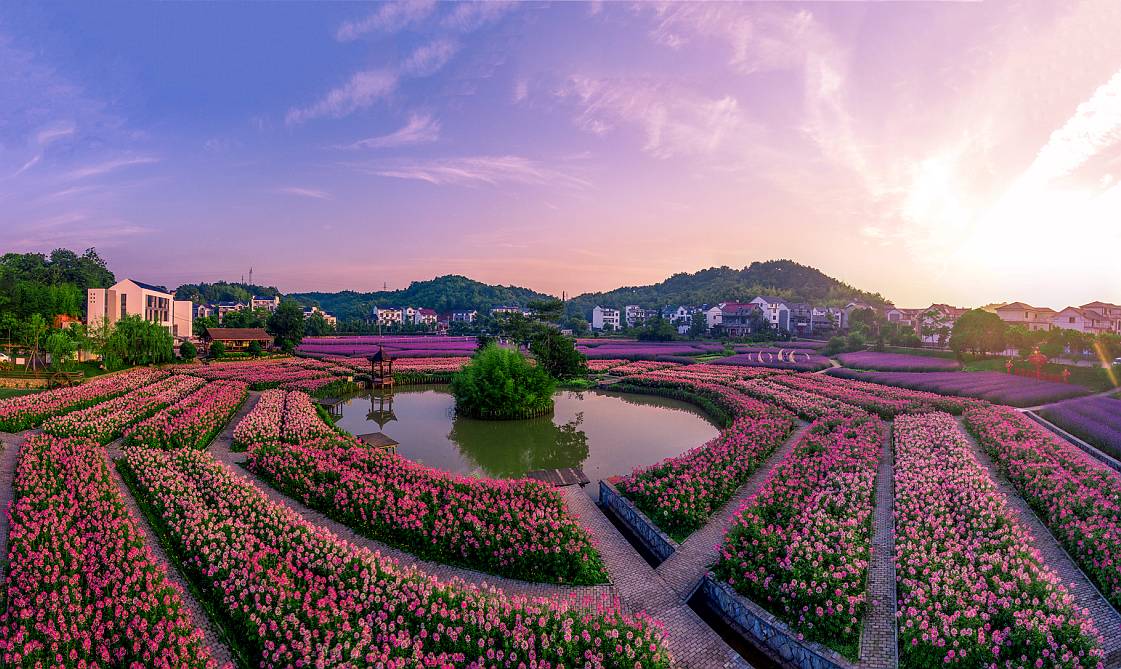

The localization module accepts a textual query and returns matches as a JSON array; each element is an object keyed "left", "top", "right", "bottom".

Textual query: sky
[{"left": 2, "top": 1, "right": 1120, "bottom": 309}]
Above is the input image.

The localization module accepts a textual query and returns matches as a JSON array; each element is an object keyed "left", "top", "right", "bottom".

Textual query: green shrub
[
  {"left": 451, "top": 344, "right": 555, "bottom": 419},
  {"left": 248, "top": 340, "right": 263, "bottom": 357},
  {"left": 179, "top": 340, "right": 197, "bottom": 360},
  {"left": 209, "top": 341, "right": 226, "bottom": 358}
]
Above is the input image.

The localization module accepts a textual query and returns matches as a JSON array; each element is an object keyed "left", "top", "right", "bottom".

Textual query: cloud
[
  {"left": 400, "top": 38, "right": 459, "bottom": 77},
  {"left": 36, "top": 122, "right": 76, "bottom": 146},
  {"left": 336, "top": 0, "right": 436, "bottom": 41},
  {"left": 65, "top": 156, "right": 160, "bottom": 180},
  {"left": 351, "top": 155, "right": 588, "bottom": 188},
  {"left": 276, "top": 186, "right": 332, "bottom": 200},
  {"left": 341, "top": 113, "right": 440, "bottom": 150},
  {"left": 555, "top": 75, "right": 753, "bottom": 160},
  {"left": 441, "top": 1, "right": 515, "bottom": 32},
  {"left": 285, "top": 69, "right": 398, "bottom": 125}
]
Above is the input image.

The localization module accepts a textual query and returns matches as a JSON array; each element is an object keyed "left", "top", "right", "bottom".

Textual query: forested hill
[
  {"left": 174, "top": 281, "right": 282, "bottom": 304},
  {"left": 565, "top": 260, "right": 887, "bottom": 317},
  {"left": 289, "top": 275, "right": 554, "bottom": 320}
]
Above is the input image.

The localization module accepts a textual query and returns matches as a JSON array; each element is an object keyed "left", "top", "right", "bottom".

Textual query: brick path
[
  {"left": 955, "top": 418, "right": 1121, "bottom": 667},
  {"left": 105, "top": 441, "right": 237, "bottom": 669},
  {"left": 0, "top": 430, "right": 30, "bottom": 582},
  {"left": 656, "top": 420, "right": 811, "bottom": 599},
  {"left": 860, "top": 424, "right": 897, "bottom": 669},
  {"left": 208, "top": 392, "right": 618, "bottom": 606},
  {"left": 562, "top": 487, "right": 749, "bottom": 668}
]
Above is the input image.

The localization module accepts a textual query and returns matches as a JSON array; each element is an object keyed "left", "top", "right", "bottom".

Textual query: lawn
[
  {"left": 0, "top": 387, "right": 42, "bottom": 400},
  {"left": 964, "top": 358, "right": 1119, "bottom": 393}
]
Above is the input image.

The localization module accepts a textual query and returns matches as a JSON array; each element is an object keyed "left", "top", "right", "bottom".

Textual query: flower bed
[
  {"left": 607, "top": 360, "right": 681, "bottom": 376},
  {"left": 769, "top": 373, "right": 972, "bottom": 417},
  {"left": 616, "top": 394, "right": 796, "bottom": 542},
  {"left": 246, "top": 435, "right": 607, "bottom": 584},
  {"left": 733, "top": 379, "right": 864, "bottom": 420},
  {"left": 122, "top": 446, "right": 670, "bottom": 667},
  {"left": 180, "top": 358, "right": 338, "bottom": 390},
  {"left": 1039, "top": 395, "right": 1121, "bottom": 460},
  {"left": 713, "top": 413, "right": 882, "bottom": 660},
  {"left": 825, "top": 369, "right": 1089, "bottom": 407},
  {"left": 231, "top": 389, "right": 336, "bottom": 450},
  {"left": 0, "top": 434, "right": 218, "bottom": 668},
  {"left": 714, "top": 350, "right": 832, "bottom": 372},
  {"left": 835, "top": 351, "right": 960, "bottom": 372},
  {"left": 893, "top": 412, "right": 1103, "bottom": 667},
  {"left": 40, "top": 375, "right": 206, "bottom": 444},
  {"left": 0, "top": 368, "right": 163, "bottom": 431},
  {"left": 963, "top": 405, "right": 1121, "bottom": 608},
  {"left": 297, "top": 335, "right": 478, "bottom": 358},
  {"left": 124, "top": 380, "right": 248, "bottom": 450},
  {"left": 587, "top": 358, "right": 629, "bottom": 372}
]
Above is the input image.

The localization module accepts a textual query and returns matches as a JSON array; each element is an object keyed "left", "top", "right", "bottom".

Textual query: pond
[{"left": 332, "top": 385, "right": 720, "bottom": 486}]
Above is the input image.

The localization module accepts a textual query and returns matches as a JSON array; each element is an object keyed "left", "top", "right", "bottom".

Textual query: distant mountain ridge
[{"left": 280, "top": 260, "right": 885, "bottom": 321}]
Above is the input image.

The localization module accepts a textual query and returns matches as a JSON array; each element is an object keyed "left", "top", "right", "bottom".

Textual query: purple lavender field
[
  {"left": 836, "top": 351, "right": 960, "bottom": 372},
  {"left": 297, "top": 335, "right": 477, "bottom": 358},
  {"left": 825, "top": 368, "right": 1091, "bottom": 407},
  {"left": 576, "top": 339, "right": 723, "bottom": 360},
  {"left": 1039, "top": 395, "right": 1121, "bottom": 460},
  {"left": 715, "top": 348, "right": 832, "bottom": 372}
]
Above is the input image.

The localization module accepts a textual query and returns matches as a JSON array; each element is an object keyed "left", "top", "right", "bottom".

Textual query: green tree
[
  {"left": 194, "top": 314, "right": 219, "bottom": 337},
  {"left": 450, "top": 344, "right": 556, "bottom": 419},
  {"left": 527, "top": 298, "right": 565, "bottom": 323},
  {"left": 530, "top": 328, "right": 587, "bottom": 379},
  {"left": 221, "top": 309, "right": 265, "bottom": 328},
  {"left": 45, "top": 329, "right": 76, "bottom": 370},
  {"left": 305, "top": 312, "right": 333, "bottom": 337},
  {"left": 248, "top": 340, "right": 264, "bottom": 357},
  {"left": 209, "top": 341, "right": 227, "bottom": 358},
  {"left": 179, "top": 340, "right": 197, "bottom": 360},
  {"left": 266, "top": 300, "right": 306, "bottom": 352},
  {"left": 102, "top": 316, "right": 174, "bottom": 369},
  {"left": 636, "top": 316, "right": 677, "bottom": 341},
  {"left": 950, "top": 309, "right": 1008, "bottom": 358},
  {"left": 688, "top": 312, "right": 708, "bottom": 338}
]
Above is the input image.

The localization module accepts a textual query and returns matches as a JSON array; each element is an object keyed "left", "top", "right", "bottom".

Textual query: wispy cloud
[
  {"left": 401, "top": 38, "right": 459, "bottom": 77},
  {"left": 285, "top": 70, "right": 398, "bottom": 126},
  {"left": 276, "top": 186, "right": 332, "bottom": 200},
  {"left": 351, "top": 155, "right": 588, "bottom": 188},
  {"left": 65, "top": 156, "right": 160, "bottom": 180},
  {"left": 336, "top": 0, "right": 436, "bottom": 42},
  {"left": 341, "top": 113, "right": 440, "bottom": 150},
  {"left": 441, "top": 1, "right": 515, "bottom": 32},
  {"left": 36, "top": 122, "right": 76, "bottom": 146}
]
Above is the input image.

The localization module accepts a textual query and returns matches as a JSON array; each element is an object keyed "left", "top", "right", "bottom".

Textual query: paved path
[
  {"left": 955, "top": 418, "right": 1121, "bottom": 667},
  {"left": 860, "top": 423, "right": 897, "bottom": 669},
  {"left": 105, "top": 441, "right": 237, "bottom": 669},
  {"left": 562, "top": 487, "right": 749, "bottom": 668},
  {"left": 0, "top": 430, "right": 31, "bottom": 583},
  {"left": 208, "top": 392, "right": 617, "bottom": 606},
  {"left": 656, "top": 420, "right": 810, "bottom": 599}
]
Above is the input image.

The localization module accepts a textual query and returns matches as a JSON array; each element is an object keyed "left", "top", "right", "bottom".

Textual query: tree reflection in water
[{"left": 448, "top": 410, "right": 589, "bottom": 478}]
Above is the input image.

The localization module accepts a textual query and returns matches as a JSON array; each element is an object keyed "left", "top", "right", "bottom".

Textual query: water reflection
[{"left": 332, "top": 386, "right": 719, "bottom": 484}]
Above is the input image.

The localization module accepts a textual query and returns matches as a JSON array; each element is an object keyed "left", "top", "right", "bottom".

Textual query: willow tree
[{"left": 102, "top": 315, "right": 174, "bottom": 369}]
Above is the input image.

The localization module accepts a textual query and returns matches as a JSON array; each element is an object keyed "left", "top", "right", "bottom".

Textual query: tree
[
  {"left": 266, "top": 300, "right": 306, "bottom": 352},
  {"left": 248, "top": 340, "right": 264, "bottom": 357},
  {"left": 179, "top": 340, "right": 197, "bottom": 360},
  {"left": 221, "top": 309, "right": 265, "bottom": 329},
  {"left": 305, "top": 312, "right": 333, "bottom": 337},
  {"left": 102, "top": 315, "right": 174, "bottom": 370},
  {"left": 193, "top": 314, "right": 219, "bottom": 337},
  {"left": 209, "top": 341, "right": 227, "bottom": 358},
  {"left": 530, "top": 328, "right": 587, "bottom": 379},
  {"left": 450, "top": 344, "right": 555, "bottom": 419},
  {"left": 636, "top": 316, "right": 677, "bottom": 341},
  {"left": 688, "top": 312, "right": 708, "bottom": 338},
  {"left": 45, "top": 330, "right": 76, "bottom": 370},
  {"left": 527, "top": 298, "right": 565, "bottom": 323},
  {"left": 949, "top": 309, "right": 1007, "bottom": 358}
]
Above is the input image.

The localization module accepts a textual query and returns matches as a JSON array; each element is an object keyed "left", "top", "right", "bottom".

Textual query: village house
[
  {"left": 87, "top": 279, "right": 194, "bottom": 340},
  {"left": 250, "top": 295, "right": 281, "bottom": 312},
  {"left": 302, "top": 305, "right": 337, "bottom": 327},
  {"left": 591, "top": 306, "right": 620, "bottom": 331},
  {"left": 994, "top": 302, "right": 1057, "bottom": 332},
  {"left": 748, "top": 296, "right": 791, "bottom": 332},
  {"left": 201, "top": 327, "right": 273, "bottom": 353},
  {"left": 1050, "top": 306, "right": 1112, "bottom": 334}
]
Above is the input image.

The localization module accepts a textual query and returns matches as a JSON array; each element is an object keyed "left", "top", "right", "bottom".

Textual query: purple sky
[{"left": 2, "top": 1, "right": 1119, "bottom": 308}]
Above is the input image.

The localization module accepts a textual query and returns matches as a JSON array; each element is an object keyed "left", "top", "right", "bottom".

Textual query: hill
[
  {"left": 175, "top": 281, "right": 282, "bottom": 305},
  {"left": 288, "top": 275, "right": 554, "bottom": 321},
  {"left": 565, "top": 260, "right": 886, "bottom": 317}
]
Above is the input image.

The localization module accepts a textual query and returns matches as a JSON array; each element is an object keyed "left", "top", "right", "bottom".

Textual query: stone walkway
[
  {"left": 208, "top": 391, "right": 617, "bottom": 606},
  {"left": 656, "top": 420, "right": 811, "bottom": 599},
  {"left": 860, "top": 424, "right": 897, "bottom": 669},
  {"left": 105, "top": 441, "right": 237, "bottom": 669},
  {"left": 0, "top": 430, "right": 30, "bottom": 582},
  {"left": 955, "top": 418, "right": 1121, "bottom": 667},
  {"left": 562, "top": 487, "right": 749, "bottom": 668}
]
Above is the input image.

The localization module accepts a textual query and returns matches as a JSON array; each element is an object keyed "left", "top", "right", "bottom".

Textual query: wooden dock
[
  {"left": 355, "top": 432, "right": 399, "bottom": 450},
  {"left": 527, "top": 467, "right": 589, "bottom": 487}
]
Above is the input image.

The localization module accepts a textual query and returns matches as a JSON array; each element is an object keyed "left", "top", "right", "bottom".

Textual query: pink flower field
[
  {"left": 0, "top": 434, "right": 220, "bottom": 668},
  {"left": 124, "top": 380, "right": 248, "bottom": 450},
  {"left": 715, "top": 413, "right": 883, "bottom": 659},
  {"left": 123, "top": 446, "right": 670, "bottom": 668},
  {"left": 0, "top": 368, "right": 164, "bottom": 431},
  {"left": 893, "top": 413, "right": 1103, "bottom": 668}
]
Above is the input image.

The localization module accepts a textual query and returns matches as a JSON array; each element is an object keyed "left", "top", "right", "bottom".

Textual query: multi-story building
[
  {"left": 749, "top": 296, "right": 791, "bottom": 332},
  {"left": 1080, "top": 301, "right": 1121, "bottom": 332},
  {"left": 87, "top": 279, "right": 193, "bottom": 340},
  {"left": 371, "top": 306, "right": 403, "bottom": 326},
  {"left": 591, "top": 306, "right": 620, "bottom": 331},
  {"left": 908, "top": 303, "right": 966, "bottom": 345},
  {"left": 718, "top": 302, "right": 763, "bottom": 337},
  {"left": 302, "top": 305, "right": 337, "bottom": 327},
  {"left": 624, "top": 304, "right": 647, "bottom": 328},
  {"left": 451, "top": 310, "right": 478, "bottom": 323},
  {"left": 994, "top": 302, "right": 1056, "bottom": 332},
  {"left": 195, "top": 303, "right": 213, "bottom": 319},
  {"left": 414, "top": 308, "right": 438, "bottom": 326},
  {"left": 215, "top": 301, "right": 245, "bottom": 322},
  {"left": 250, "top": 295, "right": 281, "bottom": 312},
  {"left": 490, "top": 305, "right": 530, "bottom": 317},
  {"left": 1050, "top": 306, "right": 1112, "bottom": 334}
]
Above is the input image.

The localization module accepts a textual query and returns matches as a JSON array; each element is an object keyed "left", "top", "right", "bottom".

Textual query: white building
[
  {"left": 87, "top": 279, "right": 194, "bottom": 340},
  {"left": 414, "top": 308, "right": 438, "bottom": 326},
  {"left": 490, "top": 305, "right": 530, "bottom": 317},
  {"left": 1051, "top": 307, "right": 1112, "bottom": 335},
  {"left": 303, "top": 305, "right": 337, "bottom": 327},
  {"left": 251, "top": 295, "right": 281, "bottom": 312},
  {"left": 705, "top": 305, "right": 724, "bottom": 331},
  {"left": 451, "top": 310, "right": 478, "bottom": 323},
  {"left": 749, "top": 296, "right": 791, "bottom": 331},
  {"left": 372, "top": 306, "right": 403, "bottom": 325},
  {"left": 624, "top": 304, "right": 647, "bottom": 328},
  {"left": 994, "top": 302, "right": 1056, "bottom": 332},
  {"left": 591, "top": 306, "right": 620, "bottom": 331}
]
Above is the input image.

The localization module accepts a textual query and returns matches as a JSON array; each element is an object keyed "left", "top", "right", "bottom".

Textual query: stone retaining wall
[
  {"left": 700, "top": 575, "right": 857, "bottom": 669},
  {"left": 0, "top": 377, "right": 49, "bottom": 389},
  {"left": 598, "top": 480, "right": 678, "bottom": 563}
]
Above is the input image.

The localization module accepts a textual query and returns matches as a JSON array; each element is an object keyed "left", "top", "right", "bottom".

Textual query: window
[
  {"left": 1069, "top": 317, "right": 1075, "bottom": 323},
  {"left": 120, "top": 293, "right": 127, "bottom": 318}
]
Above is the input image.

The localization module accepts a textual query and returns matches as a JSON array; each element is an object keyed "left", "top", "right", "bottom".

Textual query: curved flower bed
[
  {"left": 231, "top": 389, "right": 336, "bottom": 451},
  {"left": 836, "top": 351, "right": 960, "bottom": 372},
  {"left": 616, "top": 390, "right": 796, "bottom": 542},
  {"left": 246, "top": 436, "right": 607, "bottom": 584},
  {"left": 0, "top": 368, "right": 163, "bottom": 431},
  {"left": 122, "top": 447, "right": 670, "bottom": 667},
  {"left": 770, "top": 373, "right": 972, "bottom": 417},
  {"left": 963, "top": 405, "right": 1121, "bottom": 609},
  {"left": 825, "top": 368, "right": 1089, "bottom": 407},
  {"left": 893, "top": 413, "right": 1103, "bottom": 668},
  {"left": 733, "top": 379, "right": 864, "bottom": 420},
  {"left": 124, "top": 380, "right": 248, "bottom": 450},
  {"left": 0, "top": 434, "right": 218, "bottom": 668},
  {"left": 714, "top": 413, "right": 882, "bottom": 659},
  {"left": 40, "top": 375, "right": 206, "bottom": 444},
  {"left": 1038, "top": 395, "right": 1121, "bottom": 460}
]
